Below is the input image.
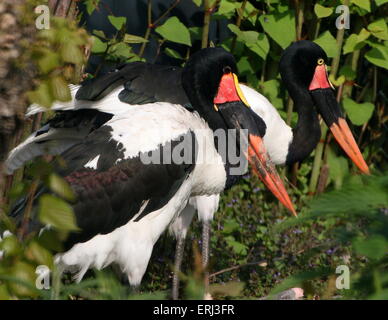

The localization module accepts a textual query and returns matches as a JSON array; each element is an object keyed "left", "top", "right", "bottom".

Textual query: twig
[
  {"left": 231, "top": 0, "right": 248, "bottom": 52},
  {"left": 138, "top": 0, "right": 181, "bottom": 58},
  {"left": 209, "top": 260, "right": 266, "bottom": 278}
]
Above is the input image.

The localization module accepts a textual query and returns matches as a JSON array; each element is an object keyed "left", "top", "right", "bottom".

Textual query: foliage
[{"left": 0, "top": 0, "right": 387, "bottom": 300}]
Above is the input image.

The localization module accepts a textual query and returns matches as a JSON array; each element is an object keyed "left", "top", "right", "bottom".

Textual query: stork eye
[
  {"left": 223, "top": 66, "right": 232, "bottom": 74},
  {"left": 317, "top": 58, "right": 324, "bottom": 65}
]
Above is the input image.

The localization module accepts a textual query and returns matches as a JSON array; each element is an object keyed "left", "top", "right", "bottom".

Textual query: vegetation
[{"left": 0, "top": 0, "right": 387, "bottom": 300}]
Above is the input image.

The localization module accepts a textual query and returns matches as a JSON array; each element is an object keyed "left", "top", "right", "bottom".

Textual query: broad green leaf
[
  {"left": 25, "top": 241, "right": 53, "bottom": 268},
  {"left": 259, "top": 12, "right": 296, "bottom": 49},
  {"left": 247, "top": 34, "right": 270, "bottom": 60},
  {"left": 209, "top": 281, "right": 244, "bottom": 297},
  {"left": 91, "top": 36, "right": 107, "bottom": 54},
  {"left": 9, "top": 262, "right": 39, "bottom": 298},
  {"left": 93, "top": 30, "right": 106, "bottom": 39},
  {"left": 37, "top": 51, "right": 60, "bottom": 74},
  {"left": 108, "top": 42, "right": 131, "bottom": 59},
  {"left": 314, "top": 4, "right": 333, "bottom": 18},
  {"left": 228, "top": 24, "right": 269, "bottom": 60},
  {"left": 223, "top": 219, "right": 239, "bottom": 234},
  {"left": 343, "top": 29, "right": 370, "bottom": 54},
  {"left": 353, "top": 235, "right": 388, "bottom": 260},
  {"left": 61, "top": 42, "right": 84, "bottom": 64},
  {"left": 368, "top": 19, "right": 388, "bottom": 40},
  {"left": 327, "top": 148, "right": 348, "bottom": 189},
  {"left": 39, "top": 194, "right": 79, "bottom": 232},
  {"left": 84, "top": 0, "right": 100, "bottom": 15},
  {"left": 192, "top": 0, "right": 202, "bottom": 7},
  {"left": 123, "top": 34, "right": 148, "bottom": 44},
  {"left": 375, "top": 0, "right": 388, "bottom": 5},
  {"left": 214, "top": 0, "right": 237, "bottom": 19},
  {"left": 189, "top": 26, "right": 202, "bottom": 41},
  {"left": 342, "top": 98, "right": 374, "bottom": 126},
  {"left": 225, "top": 236, "right": 248, "bottom": 255},
  {"left": 365, "top": 44, "right": 388, "bottom": 70},
  {"left": 329, "top": 74, "right": 345, "bottom": 86},
  {"left": 27, "top": 81, "right": 53, "bottom": 108},
  {"left": 351, "top": 0, "right": 371, "bottom": 12},
  {"left": 49, "top": 77, "right": 71, "bottom": 102},
  {"left": 237, "top": 56, "right": 254, "bottom": 76},
  {"left": 0, "top": 234, "right": 21, "bottom": 257},
  {"left": 48, "top": 173, "right": 75, "bottom": 201},
  {"left": 339, "top": 65, "right": 356, "bottom": 80},
  {"left": 108, "top": 15, "right": 127, "bottom": 30},
  {"left": 155, "top": 17, "right": 191, "bottom": 46},
  {"left": 261, "top": 79, "right": 283, "bottom": 109},
  {"left": 165, "top": 47, "right": 184, "bottom": 60},
  {"left": 314, "top": 31, "right": 338, "bottom": 58}
]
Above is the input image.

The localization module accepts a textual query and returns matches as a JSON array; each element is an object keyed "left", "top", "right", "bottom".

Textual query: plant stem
[
  {"left": 201, "top": 0, "right": 211, "bottom": 49},
  {"left": 138, "top": 0, "right": 181, "bottom": 58},
  {"left": 231, "top": 0, "right": 248, "bottom": 52}
]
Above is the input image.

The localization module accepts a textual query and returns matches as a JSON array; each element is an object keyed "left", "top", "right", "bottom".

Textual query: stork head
[
  {"left": 182, "top": 47, "right": 296, "bottom": 216},
  {"left": 280, "top": 40, "right": 369, "bottom": 174}
]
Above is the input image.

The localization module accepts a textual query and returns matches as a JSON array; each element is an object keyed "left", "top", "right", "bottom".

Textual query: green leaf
[
  {"left": 247, "top": 34, "right": 270, "bottom": 60},
  {"left": 327, "top": 148, "right": 349, "bottom": 189},
  {"left": 37, "top": 51, "right": 60, "bottom": 74},
  {"left": 27, "top": 81, "right": 53, "bottom": 108},
  {"left": 228, "top": 25, "right": 269, "bottom": 60},
  {"left": 61, "top": 42, "right": 84, "bottom": 64},
  {"left": 365, "top": 44, "right": 388, "bottom": 70},
  {"left": 225, "top": 236, "right": 248, "bottom": 255},
  {"left": 123, "top": 34, "right": 148, "bottom": 44},
  {"left": 353, "top": 235, "right": 388, "bottom": 260},
  {"left": 91, "top": 36, "right": 108, "bottom": 54},
  {"left": 39, "top": 194, "right": 79, "bottom": 232},
  {"left": 339, "top": 65, "right": 356, "bottom": 80},
  {"left": 214, "top": 0, "right": 237, "bottom": 19},
  {"left": 375, "top": 0, "right": 388, "bottom": 6},
  {"left": 262, "top": 79, "right": 283, "bottom": 109},
  {"left": 84, "top": 0, "right": 100, "bottom": 15},
  {"left": 108, "top": 15, "right": 127, "bottom": 30},
  {"left": 259, "top": 12, "right": 296, "bottom": 49},
  {"left": 209, "top": 281, "right": 244, "bottom": 297},
  {"left": 49, "top": 76, "right": 71, "bottom": 102},
  {"left": 108, "top": 42, "right": 132, "bottom": 59},
  {"left": 192, "top": 0, "right": 202, "bottom": 7},
  {"left": 25, "top": 241, "right": 53, "bottom": 268},
  {"left": 92, "top": 30, "right": 106, "bottom": 39},
  {"left": 342, "top": 98, "right": 374, "bottom": 126},
  {"left": 314, "top": 4, "right": 333, "bottom": 18},
  {"left": 164, "top": 47, "right": 184, "bottom": 60},
  {"left": 155, "top": 17, "right": 191, "bottom": 46},
  {"left": 351, "top": 0, "right": 371, "bottom": 12},
  {"left": 223, "top": 219, "right": 239, "bottom": 234},
  {"left": 368, "top": 19, "right": 388, "bottom": 40},
  {"left": 9, "top": 262, "right": 39, "bottom": 298},
  {"left": 344, "top": 28, "right": 370, "bottom": 55},
  {"left": 48, "top": 173, "right": 75, "bottom": 201},
  {"left": 314, "top": 31, "right": 338, "bottom": 58}
]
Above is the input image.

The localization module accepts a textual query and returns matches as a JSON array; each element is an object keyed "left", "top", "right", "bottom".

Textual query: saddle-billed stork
[
  {"left": 169, "top": 40, "right": 370, "bottom": 299},
  {"left": 4, "top": 48, "right": 294, "bottom": 287}
]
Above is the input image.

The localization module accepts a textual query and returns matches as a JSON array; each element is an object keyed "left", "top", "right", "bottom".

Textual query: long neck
[{"left": 285, "top": 89, "right": 321, "bottom": 165}]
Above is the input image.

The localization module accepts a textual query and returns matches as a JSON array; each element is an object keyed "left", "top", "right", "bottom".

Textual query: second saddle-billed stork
[
  {"left": 169, "top": 40, "right": 370, "bottom": 298},
  {"left": 4, "top": 48, "right": 293, "bottom": 287}
]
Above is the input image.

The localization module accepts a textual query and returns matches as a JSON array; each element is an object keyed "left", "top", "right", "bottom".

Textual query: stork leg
[
  {"left": 172, "top": 234, "right": 186, "bottom": 300},
  {"left": 202, "top": 219, "right": 211, "bottom": 292}
]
